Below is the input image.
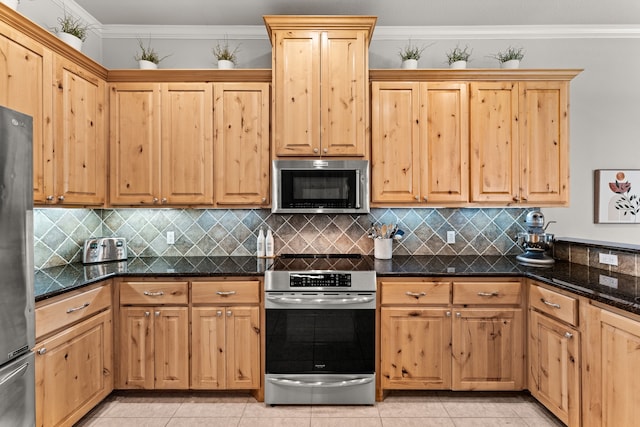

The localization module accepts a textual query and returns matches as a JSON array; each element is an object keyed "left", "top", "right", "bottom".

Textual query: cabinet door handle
[
  {"left": 477, "top": 291, "right": 499, "bottom": 297},
  {"left": 564, "top": 332, "right": 573, "bottom": 339},
  {"left": 405, "top": 291, "right": 427, "bottom": 298},
  {"left": 37, "top": 348, "right": 47, "bottom": 355},
  {"left": 414, "top": 195, "right": 419, "bottom": 200},
  {"left": 227, "top": 310, "right": 232, "bottom": 317},
  {"left": 456, "top": 312, "right": 461, "bottom": 318},
  {"left": 216, "top": 291, "right": 237, "bottom": 296},
  {"left": 144, "top": 311, "right": 150, "bottom": 317},
  {"left": 155, "top": 311, "right": 160, "bottom": 317},
  {"left": 57, "top": 195, "right": 65, "bottom": 202},
  {"left": 423, "top": 196, "right": 428, "bottom": 202},
  {"left": 446, "top": 311, "right": 451, "bottom": 317},
  {"left": 323, "top": 148, "right": 328, "bottom": 153},
  {"left": 313, "top": 148, "right": 319, "bottom": 153},
  {"left": 262, "top": 197, "right": 267, "bottom": 203},
  {"left": 161, "top": 198, "right": 167, "bottom": 204},
  {"left": 541, "top": 299, "right": 561, "bottom": 309},
  {"left": 512, "top": 195, "right": 519, "bottom": 202},
  {"left": 216, "top": 310, "right": 222, "bottom": 317},
  {"left": 46, "top": 195, "right": 54, "bottom": 201},
  {"left": 66, "top": 302, "right": 90, "bottom": 313},
  {"left": 144, "top": 291, "right": 165, "bottom": 297},
  {"left": 152, "top": 197, "right": 159, "bottom": 203}
]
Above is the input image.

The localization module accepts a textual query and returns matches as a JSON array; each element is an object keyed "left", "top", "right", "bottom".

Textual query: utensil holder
[{"left": 374, "top": 238, "right": 393, "bottom": 259}]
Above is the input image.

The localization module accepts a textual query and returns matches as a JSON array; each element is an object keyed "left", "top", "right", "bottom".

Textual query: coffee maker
[{"left": 515, "top": 210, "right": 556, "bottom": 266}]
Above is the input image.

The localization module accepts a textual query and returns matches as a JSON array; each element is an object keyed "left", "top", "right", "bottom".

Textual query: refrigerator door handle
[{"left": 0, "top": 361, "right": 29, "bottom": 387}]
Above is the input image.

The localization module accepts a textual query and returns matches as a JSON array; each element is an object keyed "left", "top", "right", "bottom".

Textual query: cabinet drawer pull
[
  {"left": 564, "top": 332, "right": 573, "bottom": 339},
  {"left": 66, "top": 302, "right": 90, "bottom": 313},
  {"left": 227, "top": 310, "right": 232, "bottom": 317},
  {"left": 541, "top": 299, "right": 561, "bottom": 309},
  {"left": 155, "top": 311, "right": 160, "bottom": 317},
  {"left": 216, "top": 291, "right": 237, "bottom": 296},
  {"left": 446, "top": 311, "right": 451, "bottom": 317},
  {"left": 456, "top": 312, "right": 461, "bottom": 318},
  {"left": 477, "top": 291, "right": 500, "bottom": 297},
  {"left": 143, "top": 291, "right": 165, "bottom": 297},
  {"left": 144, "top": 311, "right": 150, "bottom": 317},
  {"left": 405, "top": 291, "right": 427, "bottom": 298},
  {"left": 216, "top": 310, "right": 222, "bottom": 317},
  {"left": 37, "top": 348, "right": 47, "bottom": 355}
]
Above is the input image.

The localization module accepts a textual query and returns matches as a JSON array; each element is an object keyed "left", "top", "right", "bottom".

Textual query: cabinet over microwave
[{"left": 272, "top": 160, "right": 370, "bottom": 214}]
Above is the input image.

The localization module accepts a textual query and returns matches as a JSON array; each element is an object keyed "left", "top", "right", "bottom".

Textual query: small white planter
[
  {"left": 449, "top": 60, "right": 467, "bottom": 69},
  {"left": 401, "top": 59, "right": 418, "bottom": 69},
  {"left": 1, "top": 0, "right": 19, "bottom": 10},
  {"left": 217, "top": 59, "right": 235, "bottom": 69},
  {"left": 58, "top": 32, "right": 83, "bottom": 51},
  {"left": 501, "top": 59, "right": 520, "bottom": 69},
  {"left": 138, "top": 60, "right": 158, "bottom": 70}
]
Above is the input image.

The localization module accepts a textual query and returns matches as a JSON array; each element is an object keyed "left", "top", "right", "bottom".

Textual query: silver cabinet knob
[
  {"left": 227, "top": 310, "right": 232, "bottom": 317},
  {"left": 414, "top": 195, "right": 419, "bottom": 200},
  {"left": 144, "top": 311, "right": 150, "bottom": 317},
  {"left": 152, "top": 197, "right": 159, "bottom": 203},
  {"left": 313, "top": 148, "right": 319, "bottom": 153},
  {"left": 446, "top": 311, "right": 451, "bottom": 317},
  {"left": 37, "top": 348, "right": 47, "bottom": 355},
  {"left": 423, "top": 197, "right": 428, "bottom": 202},
  {"left": 216, "top": 310, "right": 222, "bottom": 317},
  {"left": 58, "top": 195, "right": 65, "bottom": 201},
  {"left": 46, "top": 195, "right": 54, "bottom": 201},
  {"left": 564, "top": 332, "right": 573, "bottom": 339},
  {"left": 456, "top": 312, "right": 462, "bottom": 318},
  {"left": 261, "top": 197, "right": 267, "bottom": 203},
  {"left": 323, "top": 148, "right": 328, "bottom": 153},
  {"left": 155, "top": 311, "right": 160, "bottom": 317},
  {"left": 161, "top": 198, "right": 167, "bottom": 204}
]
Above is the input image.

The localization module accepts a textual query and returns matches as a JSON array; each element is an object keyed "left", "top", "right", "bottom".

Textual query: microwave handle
[{"left": 355, "top": 170, "right": 361, "bottom": 209}]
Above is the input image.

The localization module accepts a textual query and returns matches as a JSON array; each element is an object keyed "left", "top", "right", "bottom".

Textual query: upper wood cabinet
[
  {"left": 470, "top": 81, "right": 569, "bottom": 205},
  {"left": 0, "top": 21, "right": 53, "bottom": 204},
  {"left": 110, "top": 82, "right": 214, "bottom": 206},
  {"left": 213, "top": 82, "right": 270, "bottom": 206},
  {"left": 371, "top": 81, "right": 469, "bottom": 204},
  {"left": 52, "top": 55, "right": 107, "bottom": 206},
  {"left": 265, "top": 15, "right": 376, "bottom": 157}
]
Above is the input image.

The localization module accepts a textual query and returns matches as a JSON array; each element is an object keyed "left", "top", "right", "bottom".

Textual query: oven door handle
[
  {"left": 267, "top": 377, "right": 373, "bottom": 388},
  {"left": 266, "top": 295, "right": 375, "bottom": 305}
]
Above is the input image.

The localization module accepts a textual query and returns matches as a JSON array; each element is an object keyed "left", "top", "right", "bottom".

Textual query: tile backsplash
[{"left": 34, "top": 207, "right": 530, "bottom": 269}]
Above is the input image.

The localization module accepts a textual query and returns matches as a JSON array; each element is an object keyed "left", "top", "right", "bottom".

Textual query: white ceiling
[{"left": 74, "top": 0, "right": 640, "bottom": 27}]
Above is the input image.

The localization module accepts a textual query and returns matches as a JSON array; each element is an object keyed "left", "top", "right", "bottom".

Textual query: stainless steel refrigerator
[{"left": 0, "top": 105, "right": 35, "bottom": 426}]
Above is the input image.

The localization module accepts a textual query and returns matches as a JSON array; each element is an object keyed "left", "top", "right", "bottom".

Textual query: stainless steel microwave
[{"left": 272, "top": 160, "right": 370, "bottom": 214}]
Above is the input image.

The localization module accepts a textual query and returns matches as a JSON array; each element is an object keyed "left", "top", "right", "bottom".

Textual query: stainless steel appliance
[
  {"left": 515, "top": 210, "right": 556, "bottom": 266},
  {"left": 0, "top": 106, "right": 35, "bottom": 426},
  {"left": 264, "top": 254, "right": 376, "bottom": 405},
  {"left": 272, "top": 160, "right": 370, "bottom": 214},
  {"left": 82, "top": 237, "right": 127, "bottom": 264}
]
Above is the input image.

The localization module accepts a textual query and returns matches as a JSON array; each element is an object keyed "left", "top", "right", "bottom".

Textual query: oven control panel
[{"left": 289, "top": 273, "right": 351, "bottom": 287}]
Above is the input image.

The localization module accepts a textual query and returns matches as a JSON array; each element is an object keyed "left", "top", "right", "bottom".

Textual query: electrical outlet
[
  {"left": 599, "top": 253, "right": 618, "bottom": 266},
  {"left": 599, "top": 274, "right": 619, "bottom": 288},
  {"left": 166, "top": 231, "right": 175, "bottom": 245},
  {"left": 446, "top": 231, "right": 456, "bottom": 244}
]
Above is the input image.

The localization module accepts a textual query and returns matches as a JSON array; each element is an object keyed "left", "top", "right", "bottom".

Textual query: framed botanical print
[{"left": 594, "top": 169, "right": 640, "bottom": 223}]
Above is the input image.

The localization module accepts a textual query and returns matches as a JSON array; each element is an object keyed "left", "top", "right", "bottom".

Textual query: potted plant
[
  {"left": 446, "top": 45, "right": 472, "bottom": 69},
  {"left": 492, "top": 46, "right": 525, "bottom": 69},
  {"left": 134, "top": 38, "right": 170, "bottom": 69},
  {"left": 213, "top": 38, "right": 240, "bottom": 69},
  {"left": 54, "top": 8, "right": 90, "bottom": 51},
  {"left": 398, "top": 41, "right": 427, "bottom": 69}
]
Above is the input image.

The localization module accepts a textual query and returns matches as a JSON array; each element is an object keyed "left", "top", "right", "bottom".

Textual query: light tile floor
[{"left": 75, "top": 391, "right": 566, "bottom": 427}]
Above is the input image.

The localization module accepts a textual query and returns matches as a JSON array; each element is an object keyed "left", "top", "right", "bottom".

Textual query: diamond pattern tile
[{"left": 33, "top": 207, "right": 530, "bottom": 269}]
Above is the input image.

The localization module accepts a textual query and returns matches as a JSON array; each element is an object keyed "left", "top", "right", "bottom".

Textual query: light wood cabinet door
[
  {"left": 519, "top": 81, "right": 569, "bottom": 205},
  {"left": 35, "top": 309, "right": 112, "bottom": 427},
  {"left": 214, "top": 82, "right": 270, "bottom": 206},
  {"left": 109, "top": 83, "right": 162, "bottom": 205},
  {"left": 584, "top": 307, "right": 640, "bottom": 427},
  {"left": 153, "top": 307, "right": 189, "bottom": 389},
  {"left": 529, "top": 310, "right": 580, "bottom": 426},
  {"left": 118, "top": 307, "right": 154, "bottom": 389},
  {"left": 420, "top": 82, "right": 469, "bottom": 204},
  {"left": 371, "top": 82, "right": 420, "bottom": 203},
  {"left": 191, "top": 306, "right": 260, "bottom": 390},
  {"left": 161, "top": 83, "right": 214, "bottom": 205},
  {"left": 0, "top": 22, "right": 53, "bottom": 204},
  {"left": 470, "top": 82, "right": 520, "bottom": 204},
  {"left": 380, "top": 308, "right": 452, "bottom": 389},
  {"left": 53, "top": 55, "right": 107, "bottom": 206},
  {"left": 451, "top": 308, "right": 524, "bottom": 390}
]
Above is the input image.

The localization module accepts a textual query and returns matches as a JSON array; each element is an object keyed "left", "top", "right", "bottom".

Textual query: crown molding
[{"left": 99, "top": 23, "right": 640, "bottom": 40}]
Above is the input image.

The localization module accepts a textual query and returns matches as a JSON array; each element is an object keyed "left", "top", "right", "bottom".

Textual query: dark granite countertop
[{"left": 35, "top": 255, "right": 640, "bottom": 316}]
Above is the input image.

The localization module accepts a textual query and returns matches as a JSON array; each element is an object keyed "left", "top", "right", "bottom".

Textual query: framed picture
[{"left": 594, "top": 169, "right": 640, "bottom": 223}]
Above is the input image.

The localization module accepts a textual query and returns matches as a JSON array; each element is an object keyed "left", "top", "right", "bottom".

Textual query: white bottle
[
  {"left": 256, "top": 229, "right": 265, "bottom": 257},
  {"left": 265, "top": 229, "right": 274, "bottom": 257}
]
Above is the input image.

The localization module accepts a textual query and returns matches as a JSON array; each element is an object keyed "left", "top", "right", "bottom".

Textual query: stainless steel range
[{"left": 264, "top": 254, "right": 376, "bottom": 405}]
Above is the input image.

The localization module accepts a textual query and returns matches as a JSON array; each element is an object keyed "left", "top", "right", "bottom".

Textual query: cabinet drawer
[
  {"left": 120, "top": 281, "right": 188, "bottom": 305},
  {"left": 192, "top": 281, "right": 260, "bottom": 304},
  {"left": 381, "top": 281, "right": 451, "bottom": 305},
  {"left": 36, "top": 284, "right": 111, "bottom": 340},
  {"left": 529, "top": 285, "right": 578, "bottom": 326},
  {"left": 453, "top": 281, "right": 522, "bottom": 305}
]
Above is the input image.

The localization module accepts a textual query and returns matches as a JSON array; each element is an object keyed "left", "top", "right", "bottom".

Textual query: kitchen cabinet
[
  {"left": 35, "top": 282, "right": 113, "bottom": 427},
  {"left": 213, "top": 83, "right": 270, "bottom": 206},
  {"left": 0, "top": 20, "right": 53, "bottom": 204},
  {"left": 371, "top": 81, "right": 469, "bottom": 204},
  {"left": 583, "top": 304, "right": 640, "bottom": 427},
  {"left": 51, "top": 55, "right": 107, "bottom": 206},
  {"left": 191, "top": 280, "right": 261, "bottom": 390},
  {"left": 265, "top": 15, "right": 375, "bottom": 157},
  {"left": 109, "top": 83, "right": 214, "bottom": 206},
  {"left": 470, "top": 81, "right": 569, "bottom": 205},
  {"left": 118, "top": 281, "right": 189, "bottom": 389}
]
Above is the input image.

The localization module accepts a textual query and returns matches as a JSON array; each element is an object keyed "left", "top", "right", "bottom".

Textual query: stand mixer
[{"left": 515, "top": 211, "right": 556, "bottom": 266}]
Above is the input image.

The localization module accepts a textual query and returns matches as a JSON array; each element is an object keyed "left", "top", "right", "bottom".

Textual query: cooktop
[{"left": 270, "top": 253, "right": 374, "bottom": 272}]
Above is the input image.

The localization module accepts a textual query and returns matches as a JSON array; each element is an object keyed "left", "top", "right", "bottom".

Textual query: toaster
[{"left": 82, "top": 237, "right": 127, "bottom": 264}]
